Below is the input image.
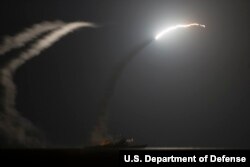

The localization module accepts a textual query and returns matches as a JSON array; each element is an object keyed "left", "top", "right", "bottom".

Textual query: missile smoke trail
[
  {"left": 0, "top": 21, "right": 65, "bottom": 56},
  {"left": 4, "top": 22, "right": 95, "bottom": 73},
  {"left": 155, "top": 23, "right": 205, "bottom": 40},
  {"left": 0, "top": 21, "right": 95, "bottom": 147},
  {"left": 91, "top": 39, "right": 153, "bottom": 145}
]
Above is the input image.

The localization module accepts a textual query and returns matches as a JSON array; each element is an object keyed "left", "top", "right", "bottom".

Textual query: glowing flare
[{"left": 155, "top": 23, "right": 206, "bottom": 40}]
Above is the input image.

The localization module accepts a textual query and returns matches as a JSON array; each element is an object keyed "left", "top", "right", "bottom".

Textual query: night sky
[{"left": 0, "top": 0, "right": 250, "bottom": 148}]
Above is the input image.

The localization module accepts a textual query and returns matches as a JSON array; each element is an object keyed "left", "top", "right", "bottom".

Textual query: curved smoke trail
[
  {"left": 91, "top": 39, "right": 152, "bottom": 145},
  {"left": 0, "top": 21, "right": 96, "bottom": 147},
  {"left": 0, "top": 21, "right": 65, "bottom": 56}
]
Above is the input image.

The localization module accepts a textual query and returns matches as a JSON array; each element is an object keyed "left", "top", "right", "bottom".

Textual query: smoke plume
[
  {"left": 0, "top": 21, "right": 65, "bottom": 56},
  {"left": 0, "top": 21, "right": 96, "bottom": 147},
  {"left": 91, "top": 39, "right": 152, "bottom": 145}
]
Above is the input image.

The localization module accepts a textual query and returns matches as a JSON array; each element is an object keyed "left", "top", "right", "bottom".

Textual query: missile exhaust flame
[{"left": 155, "top": 23, "right": 206, "bottom": 40}]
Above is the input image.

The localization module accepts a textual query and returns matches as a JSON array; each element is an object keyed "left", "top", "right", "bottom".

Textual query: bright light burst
[{"left": 155, "top": 23, "right": 205, "bottom": 40}]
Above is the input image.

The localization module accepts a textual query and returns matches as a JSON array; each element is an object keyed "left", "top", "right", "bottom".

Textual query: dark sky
[{"left": 0, "top": 0, "right": 250, "bottom": 148}]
